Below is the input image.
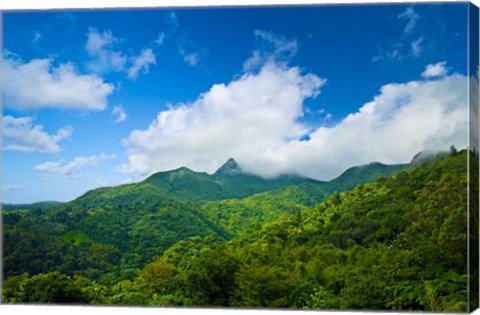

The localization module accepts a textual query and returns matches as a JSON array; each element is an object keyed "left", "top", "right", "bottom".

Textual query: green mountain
[
  {"left": 2, "top": 159, "right": 323, "bottom": 281},
  {"left": 2, "top": 155, "right": 421, "bottom": 306},
  {"left": 73, "top": 158, "right": 324, "bottom": 207},
  {"left": 150, "top": 150, "right": 474, "bottom": 311},
  {"left": 4, "top": 149, "right": 465, "bottom": 309},
  {"left": 321, "top": 161, "right": 407, "bottom": 194},
  {"left": 200, "top": 183, "right": 329, "bottom": 235},
  {"left": 2, "top": 157, "right": 407, "bottom": 281},
  {"left": 197, "top": 160, "right": 407, "bottom": 236},
  {"left": 409, "top": 149, "right": 450, "bottom": 167}
]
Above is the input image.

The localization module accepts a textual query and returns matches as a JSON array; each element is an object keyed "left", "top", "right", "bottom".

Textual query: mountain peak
[
  {"left": 215, "top": 158, "right": 243, "bottom": 176},
  {"left": 410, "top": 150, "right": 449, "bottom": 166}
]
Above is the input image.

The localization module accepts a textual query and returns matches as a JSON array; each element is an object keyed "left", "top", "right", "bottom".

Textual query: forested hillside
[
  {"left": 199, "top": 183, "right": 329, "bottom": 235},
  {"left": 3, "top": 151, "right": 474, "bottom": 311},
  {"left": 72, "top": 158, "right": 323, "bottom": 207}
]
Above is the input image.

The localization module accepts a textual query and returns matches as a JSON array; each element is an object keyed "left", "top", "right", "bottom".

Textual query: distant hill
[{"left": 1, "top": 201, "right": 64, "bottom": 211}]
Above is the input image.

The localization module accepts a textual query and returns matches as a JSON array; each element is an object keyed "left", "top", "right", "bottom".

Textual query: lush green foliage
[
  {"left": 74, "top": 159, "right": 324, "bottom": 207},
  {"left": 321, "top": 162, "right": 406, "bottom": 194},
  {"left": 3, "top": 198, "right": 229, "bottom": 283},
  {"left": 3, "top": 151, "right": 474, "bottom": 311},
  {"left": 200, "top": 183, "right": 328, "bottom": 235}
]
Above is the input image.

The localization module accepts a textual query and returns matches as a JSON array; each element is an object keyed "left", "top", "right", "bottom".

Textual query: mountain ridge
[
  {"left": 71, "top": 158, "right": 325, "bottom": 206},
  {"left": 321, "top": 161, "right": 407, "bottom": 194},
  {"left": 4, "top": 157, "right": 408, "bottom": 207},
  {"left": 2, "top": 150, "right": 471, "bottom": 309}
]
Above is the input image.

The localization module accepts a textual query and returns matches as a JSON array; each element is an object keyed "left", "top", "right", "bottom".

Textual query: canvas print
[{"left": 1, "top": 2, "right": 479, "bottom": 312}]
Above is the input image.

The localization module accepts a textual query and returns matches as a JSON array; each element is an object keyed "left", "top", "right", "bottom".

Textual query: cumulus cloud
[
  {"left": 127, "top": 48, "right": 156, "bottom": 79},
  {"left": 34, "top": 153, "right": 115, "bottom": 177},
  {"left": 271, "top": 73, "right": 468, "bottom": 180},
  {"left": 3, "top": 56, "right": 114, "bottom": 111},
  {"left": 2, "top": 116, "right": 73, "bottom": 153},
  {"left": 119, "top": 62, "right": 325, "bottom": 175},
  {"left": 85, "top": 27, "right": 127, "bottom": 73},
  {"left": 243, "top": 30, "right": 298, "bottom": 72},
  {"left": 112, "top": 105, "right": 127, "bottom": 123},
  {"left": 120, "top": 61, "right": 467, "bottom": 181},
  {"left": 422, "top": 61, "right": 448, "bottom": 79}
]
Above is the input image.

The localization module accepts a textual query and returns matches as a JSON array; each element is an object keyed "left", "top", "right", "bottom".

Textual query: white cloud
[
  {"left": 112, "top": 105, "right": 127, "bottom": 123},
  {"left": 86, "top": 28, "right": 158, "bottom": 79},
  {"left": 3, "top": 56, "right": 114, "bottom": 111},
  {"left": 179, "top": 47, "right": 207, "bottom": 67},
  {"left": 398, "top": 7, "right": 419, "bottom": 35},
  {"left": 164, "top": 11, "right": 179, "bottom": 35},
  {"left": 155, "top": 32, "right": 165, "bottom": 46},
  {"left": 34, "top": 153, "right": 115, "bottom": 177},
  {"left": 183, "top": 52, "right": 199, "bottom": 66},
  {"left": 372, "top": 7, "right": 424, "bottom": 63},
  {"left": 127, "top": 48, "right": 156, "bottom": 79},
  {"left": 410, "top": 36, "right": 423, "bottom": 57},
  {"left": 119, "top": 62, "right": 325, "bottom": 175},
  {"left": 119, "top": 61, "right": 467, "bottom": 181},
  {"left": 2, "top": 115, "right": 73, "bottom": 153},
  {"left": 422, "top": 61, "right": 448, "bottom": 79},
  {"left": 165, "top": 12, "right": 206, "bottom": 68},
  {"left": 243, "top": 30, "right": 298, "bottom": 72},
  {"left": 85, "top": 27, "right": 127, "bottom": 73},
  {"left": 177, "top": 37, "right": 208, "bottom": 67},
  {"left": 273, "top": 73, "right": 468, "bottom": 180}
]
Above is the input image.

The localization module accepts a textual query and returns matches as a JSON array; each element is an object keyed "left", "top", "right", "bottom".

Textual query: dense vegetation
[
  {"left": 2, "top": 151, "right": 476, "bottom": 311},
  {"left": 73, "top": 158, "right": 324, "bottom": 207},
  {"left": 200, "top": 183, "right": 329, "bottom": 235}
]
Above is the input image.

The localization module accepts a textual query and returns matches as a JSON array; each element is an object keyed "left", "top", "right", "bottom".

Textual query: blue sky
[{"left": 1, "top": 3, "right": 473, "bottom": 203}]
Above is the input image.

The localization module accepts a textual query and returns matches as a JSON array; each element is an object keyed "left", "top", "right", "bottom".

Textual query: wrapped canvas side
[{"left": 470, "top": 2, "right": 480, "bottom": 313}]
